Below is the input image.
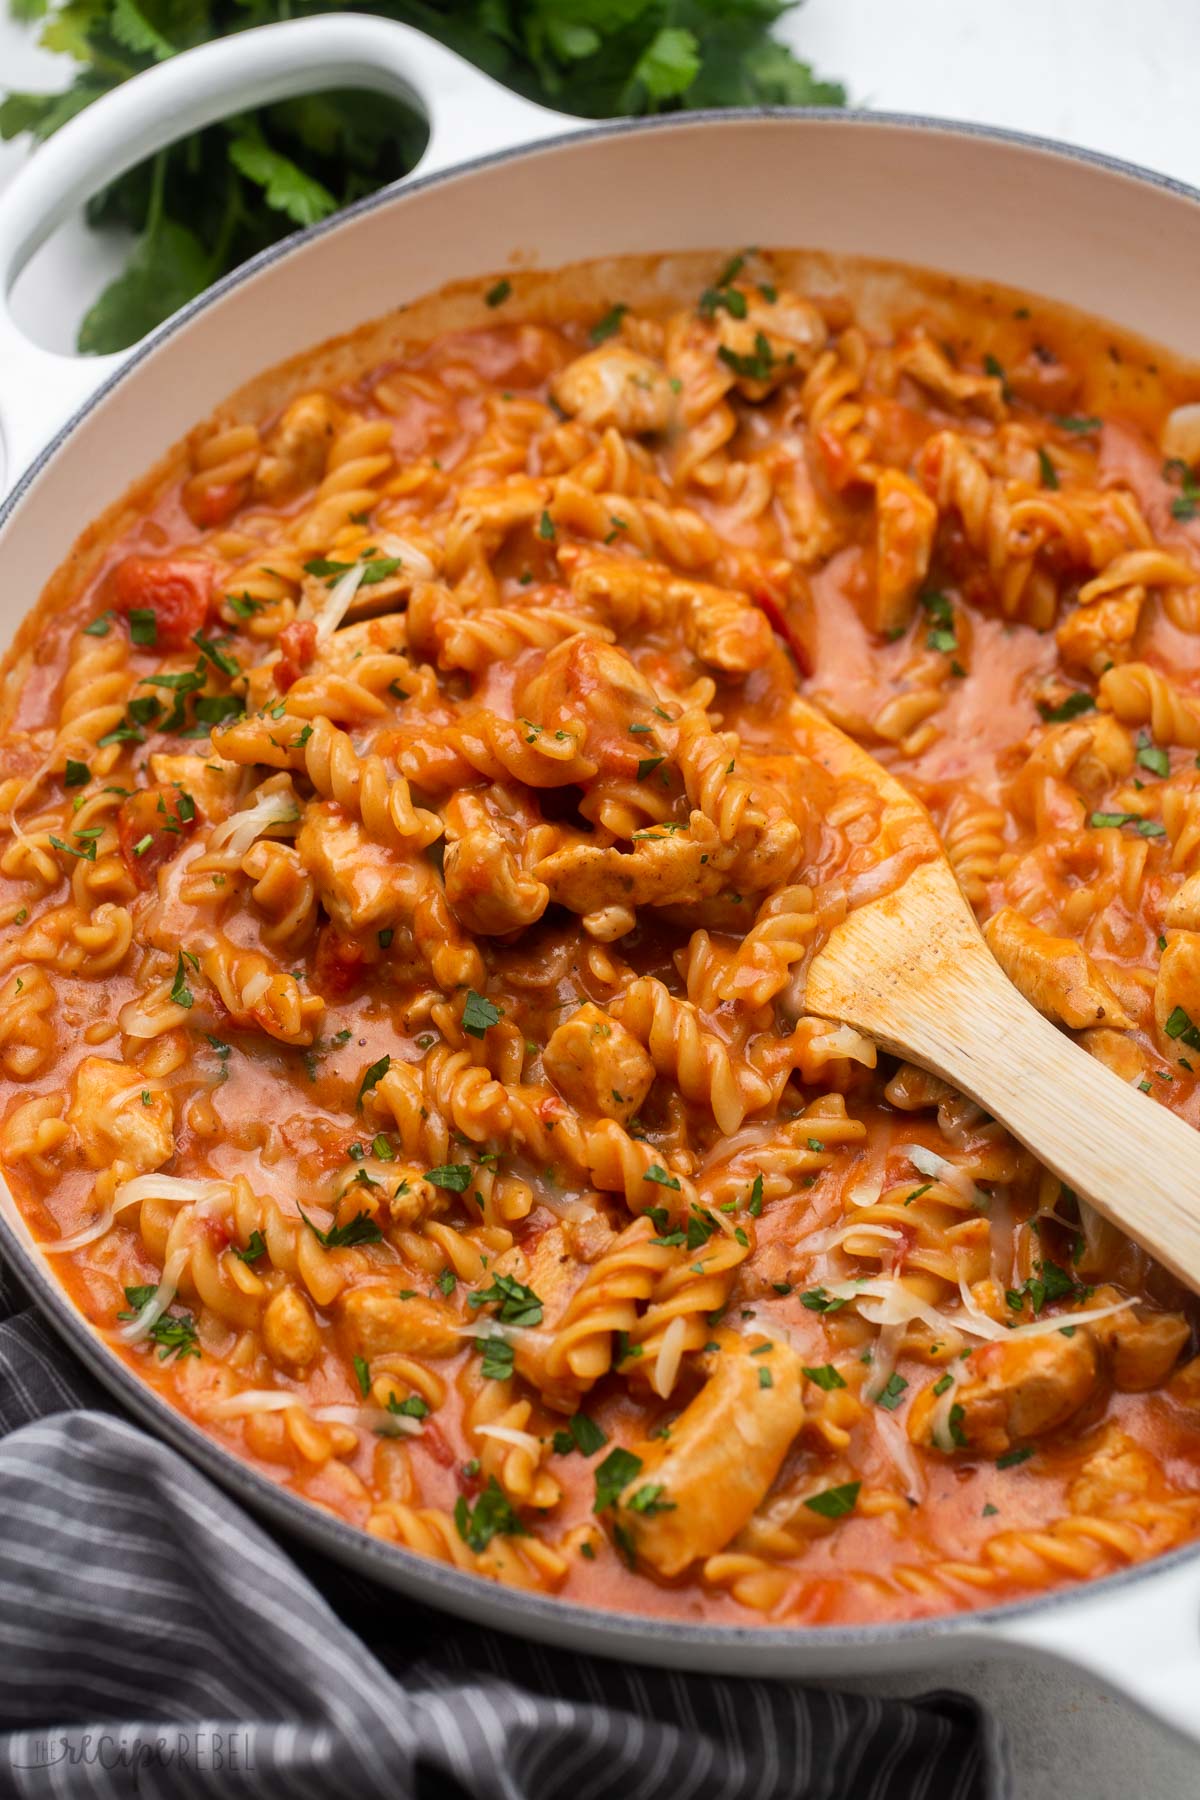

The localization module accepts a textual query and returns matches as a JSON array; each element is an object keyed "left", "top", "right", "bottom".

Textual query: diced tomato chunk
[
  {"left": 888, "top": 1224, "right": 916, "bottom": 1272},
  {"left": 203, "top": 1213, "right": 233, "bottom": 1252},
  {"left": 185, "top": 483, "right": 245, "bottom": 530},
  {"left": 311, "top": 926, "right": 367, "bottom": 997},
  {"left": 117, "top": 785, "right": 201, "bottom": 887},
  {"left": 746, "top": 574, "right": 814, "bottom": 676},
  {"left": 814, "top": 423, "right": 871, "bottom": 493},
  {"left": 275, "top": 619, "right": 318, "bottom": 692},
  {"left": 108, "top": 555, "right": 214, "bottom": 652},
  {"left": 420, "top": 1420, "right": 455, "bottom": 1468}
]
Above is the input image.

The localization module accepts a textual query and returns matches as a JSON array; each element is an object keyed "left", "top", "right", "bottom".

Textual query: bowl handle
[
  {"left": 0, "top": 13, "right": 572, "bottom": 497},
  {"left": 989, "top": 1551, "right": 1200, "bottom": 1744}
]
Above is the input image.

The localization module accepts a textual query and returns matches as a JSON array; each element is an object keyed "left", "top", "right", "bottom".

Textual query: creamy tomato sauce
[{"left": 2, "top": 250, "right": 1199, "bottom": 1625}]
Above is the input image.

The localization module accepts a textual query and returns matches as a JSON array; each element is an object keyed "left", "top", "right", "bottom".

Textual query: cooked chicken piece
[
  {"left": 1155, "top": 932, "right": 1200, "bottom": 1048},
  {"left": 1165, "top": 871, "right": 1200, "bottom": 932},
  {"left": 565, "top": 552, "right": 772, "bottom": 674},
  {"left": 443, "top": 789, "right": 549, "bottom": 937},
  {"left": 985, "top": 907, "right": 1132, "bottom": 1030},
  {"left": 543, "top": 1003, "right": 655, "bottom": 1125},
  {"left": 1088, "top": 1286, "right": 1190, "bottom": 1390},
  {"left": 882, "top": 1062, "right": 957, "bottom": 1111},
  {"left": 611, "top": 1330, "right": 805, "bottom": 1576},
  {"left": 551, "top": 347, "right": 676, "bottom": 435},
  {"left": 1068, "top": 1427, "right": 1160, "bottom": 1513},
  {"left": 148, "top": 753, "right": 240, "bottom": 824},
  {"left": 295, "top": 802, "right": 411, "bottom": 935},
  {"left": 340, "top": 1287, "right": 459, "bottom": 1358},
  {"left": 712, "top": 287, "right": 827, "bottom": 402},
  {"left": 253, "top": 392, "right": 342, "bottom": 504},
  {"left": 536, "top": 817, "right": 730, "bottom": 914},
  {"left": 262, "top": 1287, "right": 321, "bottom": 1368},
  {"left": 1078, "top": 1027, "right": 1150, "bottom": 1088},
  {"left": 66, "top": 1056, "right": 174, "bottom": 1174},
  {"left": 897, "top": 335, "right": 1005, "bottom": 420},
  {"left": 911, "top": 1329, "right": 1099, "bottom": 1457},
  {"left": 509, "top": 1222, "right": 604, "bottom": 1405},
  {"left": 1168, "top": 1353, "right": 1200, "bottom": 1414},
  {"left": 1056, "top": 595, "right": 1142, "bottom": 675},
  {"left": 871, "top": 469, "right": 938, "bottom": 635}
]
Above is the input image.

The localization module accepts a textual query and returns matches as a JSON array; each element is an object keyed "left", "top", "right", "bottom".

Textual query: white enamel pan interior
[{"left": 2, "top": 12, "right": 1200, "bottom": 1743}]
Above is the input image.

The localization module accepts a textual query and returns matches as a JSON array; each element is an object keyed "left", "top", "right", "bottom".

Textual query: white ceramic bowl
[{"left": 2, "top": 13, "right": 1200, "bottom": 1743}]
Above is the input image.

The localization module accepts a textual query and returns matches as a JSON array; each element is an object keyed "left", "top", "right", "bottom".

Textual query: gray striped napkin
[{"left": 0, "top": 1256, "right": 1002, "bottom": 1799}]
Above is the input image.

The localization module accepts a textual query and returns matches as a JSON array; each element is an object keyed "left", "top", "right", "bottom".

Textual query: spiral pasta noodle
[{"left": 2, "top": 251, "right": 1199, "bottom": 1625}]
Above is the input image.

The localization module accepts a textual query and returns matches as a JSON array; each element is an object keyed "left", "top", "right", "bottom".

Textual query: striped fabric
[{"left": 0, "top": 1258, "right": 1003, "bottom": 1799}]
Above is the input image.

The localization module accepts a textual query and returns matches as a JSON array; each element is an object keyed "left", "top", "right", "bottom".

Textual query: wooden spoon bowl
[{"left": 792, "top": 696, "right": 1200, "bottom": 1294}]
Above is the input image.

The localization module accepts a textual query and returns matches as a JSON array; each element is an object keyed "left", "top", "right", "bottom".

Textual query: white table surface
[{"left": 1, "top": 2, "right": 1199, "bottom": 1792}]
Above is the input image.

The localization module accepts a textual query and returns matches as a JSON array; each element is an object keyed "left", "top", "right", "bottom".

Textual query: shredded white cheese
[
  {"left": 454, "top": 1321, "right": 540, "bottom": 1346},
  {"left": 807, "top": 1022, "right": 877, "bottom": 1068},
  {"left": 208, "top": 1391, "right": 422, "bottom": 1437},
  {"left": 208, "top": 1389, "right": 303, "bottom": 1417},
  {"left": 901, "top": 1143, "right": 989, "bottom": 1209},
  {"left": 311, "top": 562, "right": 365, "bottom": 643},
  {"left": 818, "top": 1272, "right": 1135, "bottom": 1348},
  {"left": 373, "top": 532, "right": 434, "bottom": 583},
  {"left": 47, "top": 1173, "right": 231, "bottom": 1255},
  {"left": 113, "top": 1175, "right": 231, "bottom": 1211},
  {"left": 846, "top": 1178, "right": 884, "bottom": 1210},
  {"left": 118, "top": 1240, "right": 192, "bottom": 1343},
  {"left": 208, "top": 787, "right": 300, "bottom": 857},
  {"left": 651, "top": 1314, "right": 688, "bottom": 1399},
  {"left": 477, "top": 1423, "right": 543, "bottom": 1458},
  {"left": 874, "top": 1409, "right": 925, "bottom": 1500},
  {"left": 240, "top": 969, "right": 273, "bottom": 1008},
  {"left": 799, "top": 1220, "right": 903, "bottom": 1257}
]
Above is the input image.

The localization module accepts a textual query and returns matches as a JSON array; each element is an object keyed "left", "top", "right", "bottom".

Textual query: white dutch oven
[{"left": 1, "top": 12, "right": 1199, "bottom": 1744}]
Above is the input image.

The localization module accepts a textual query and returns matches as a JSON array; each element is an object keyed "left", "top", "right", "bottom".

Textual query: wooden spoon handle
[{"left": 805, "top": 863, "right": 1200, "bottom": 1292}]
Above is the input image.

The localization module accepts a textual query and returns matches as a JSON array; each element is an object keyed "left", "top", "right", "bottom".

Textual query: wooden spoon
[{"left": 790, "top": 696, "right": 1200, "bottom": 1295}]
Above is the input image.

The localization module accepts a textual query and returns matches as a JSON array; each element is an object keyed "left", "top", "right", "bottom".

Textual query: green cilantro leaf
[
  {"left": 298, "top": 1208, "right": 384, "bottom": 1249},
  {"left": 468, "top": 1273, "right": 543, "bottom": 1327},
  {"left": 803, "top": 1364, "right": 846, "bottom": 1390},
  {"left": 454, "top": 1477, "right": 528, "bottom": 1552},
  {"left": 424, "top": 1163, "right": 473, "bottom": 1192},
  {"left": 1136, "top": 733, "right": 1170, "bottom": 778},
  {"left": 228, "top": 136, "right": 337, "bottom": 228},
  {"left": 625, "top": 1482, "right": 676, "bottom": 1515},
  {"left": 1166, "top": 1005, "right": 1200, "bottom": 1051},
  {"left": 803, "top": 1481, "right": 860, "bottom": 1519},
  {"left": 462, "top": 990, "right": 503, "bottom": 1038},
  {"left": 554, "top": 1412, "right": 608, "bottom": 1457},
  {"left": 589, "top": 304, "right": 627, "bottom": 344},
  {"left": 593, "top": 1447, "right": 642, "bottom": 1512},
  {"left": 1038, "top": 691, "right": 1095, "bottom": 723},
  {"left": 476, "top": 1335, "right": 515, "bottom": 1380},
  {"left": 356, "top": 1054, "right": 390, "bottom": 1107},
  {"left": 169, "top": 950, "right": 194, "bottom": 1009}
]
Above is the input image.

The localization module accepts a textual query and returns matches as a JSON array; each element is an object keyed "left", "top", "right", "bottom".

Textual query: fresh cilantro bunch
[{"left": 1, "top": 0, "right": 844, "bottom": 354}]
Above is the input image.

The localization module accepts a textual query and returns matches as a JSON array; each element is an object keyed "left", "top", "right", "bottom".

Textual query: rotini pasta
[{"left": 2, "top": 249, "right": 1199, "bottom": 1629}]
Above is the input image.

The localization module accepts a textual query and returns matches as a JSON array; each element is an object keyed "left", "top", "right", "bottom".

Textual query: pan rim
[{"left": 3, "top": 97, "right": 1200, "bottom": 1658}]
